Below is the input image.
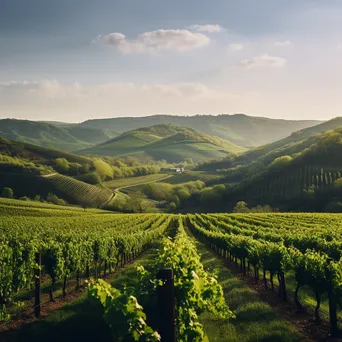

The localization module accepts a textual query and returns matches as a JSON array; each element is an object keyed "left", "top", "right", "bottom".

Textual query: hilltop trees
[{"left": 269, "top": 155, "right": 292, "bottom": 171}]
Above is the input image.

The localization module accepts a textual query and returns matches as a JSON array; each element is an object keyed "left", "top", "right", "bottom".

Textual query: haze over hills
[
  {"left": 0, "top": 115, "right": 322, "bottom": 152},
  {"left": 79, "top": 114, "right": 321, "bottom": 147},
  {"left": 78, "top": 124, "right": 246, "bottom": 163},
  {"left": 0, "top": 119, "right": 117, "bottom": 151},
  {"left": 199, "top": 116, "right": 342, "bottom": 173}
]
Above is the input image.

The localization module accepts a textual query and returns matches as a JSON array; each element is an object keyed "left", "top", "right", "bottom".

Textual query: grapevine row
[{"left": 187, "top": 214, "right": 342, "bottom": 335}]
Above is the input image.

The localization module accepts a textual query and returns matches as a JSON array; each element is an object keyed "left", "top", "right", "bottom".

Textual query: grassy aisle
[
  {"left": 189, "top": 235, "right": 308, "bottom": 342},
  {"left": 0, "top": 247, "right": 159, "bottom": 342}
]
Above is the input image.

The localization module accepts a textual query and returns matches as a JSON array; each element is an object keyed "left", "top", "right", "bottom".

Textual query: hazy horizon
[
  {"left": 0, "top": 112, "right": 326, "bottom": 125},
  {"left": 1, "top": 0, "right": 342, "bottom": 122}
]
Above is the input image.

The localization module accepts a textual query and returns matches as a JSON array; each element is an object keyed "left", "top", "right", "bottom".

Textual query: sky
[{"left": 0, "top": 0, "right": 342, "bottom": 123}]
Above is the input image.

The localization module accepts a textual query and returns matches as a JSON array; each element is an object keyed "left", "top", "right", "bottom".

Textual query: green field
[
  {"left": 162, "top": 170, "right": 221, "bottom": 185},
  {"left": 1, "top": 202, "right": 342, "bottom": 341},
  {"left": 103, "top": 173, "right": 170, "bottom": 189},
  {"left": 0, "top": 197, "right": 107, "bottom": 214}
]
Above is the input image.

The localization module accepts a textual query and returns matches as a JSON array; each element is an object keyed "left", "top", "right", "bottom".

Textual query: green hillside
[
  {"left": 78, "top": 124, "right": 245, "bottom": 163},
  {"left": 0, "top": 137, "right": 90, "bottom": 165},
  {"left": 0, "top": 171, "right": 113, "bottom": 207},
  {"left": 0, "top": 119, "right": 117, "bottom": 151},
  {"left": 198, "top": 117, "right": 342, "bottom": 174},
  {"left": 44, "top": 173, "right": 113, "bottom": 207},
  {"left": 79, "top": 114, "right": 321, "bottom": 147},
  {"left": 221, "top": 126, "right": 342, "bottom": 211}
]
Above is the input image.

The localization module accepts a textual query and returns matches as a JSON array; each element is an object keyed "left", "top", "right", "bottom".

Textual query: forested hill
[
  {"left": 0, "top": 119, "right": 117, "bottom": 151},
  {"left": 198, "top": 117, "right": 342, "bottom": 173},
  {"left": 223, "top": 126, "right": 342, "bottom": 212},
  {"left": 78, "top": 124, "right": 245, "bottom": 163},
  {"left": 79, "top": 114, "right": 321, "bottom": 147}
]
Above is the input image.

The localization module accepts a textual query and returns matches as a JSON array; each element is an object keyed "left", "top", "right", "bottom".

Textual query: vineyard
[
  {"left": 238, "top": 165, "right": 342, "bottom": 204},
  {"left": 1, "top": 203, "right": 342, "bottom": 340},
  {"left": 44, "top": 173, "right": 113, "bottom": 207}
]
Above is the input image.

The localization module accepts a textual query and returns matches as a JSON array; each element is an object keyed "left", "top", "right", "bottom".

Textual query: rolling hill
[
  {"left": 0, "top": 119, "right": 117, "bottom": 151},
  {"left": 0, "top": 171, "right": 113, "bottom": 207},
  {"left": 216, "top": 125, "right": 342, "bottom": 211},
  {"left": 79, "top": 114, "right": 321, "bottom": 147},
  {"left": 78, "top": 124, "right": 246, "bottom": 163},
  {"left": 198, "top": 117, "right": 342, "bottom": 173},
  {"left": 0, "top": 137, "right": 90, "bottom": 165}
]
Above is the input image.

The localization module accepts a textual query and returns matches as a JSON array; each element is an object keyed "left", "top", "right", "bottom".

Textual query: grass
[
  {"left": 103, "top": 173, "right": 170, "bottom": 190},
  {"left": 162, "top": 170, "right": 221, "bottom": 185},
  {"left": 284, "top": 270, "right": 342, "bottom": 323},
  {"left": 1, "top": 247, "right": 160, "bottom": 342},
  {"left": 188, "top": 235, "right": 304, "bottom": 342},
  {"left": 0, "top": 197, "right": 107, "bottom": 213}
]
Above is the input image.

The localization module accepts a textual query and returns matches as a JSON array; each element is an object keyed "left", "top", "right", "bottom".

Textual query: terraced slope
[{"left": 44, "top": 173, "right": 113, "bottom": 207}]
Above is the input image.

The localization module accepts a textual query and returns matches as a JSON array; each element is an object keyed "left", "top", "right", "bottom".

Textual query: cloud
[
  {"left": 274, "top": 40, "right": 292, "bottom": 47},
  {"left": 229, "top": 43, "right": 244, "bottom": 51},
  {"left": 93, "top": 29, "right": 210, "bottom": 53},
  {"left": 188, "top": 24, "right": 222, "bottom": 33},
  {"left": 0, "top": 80, "right": 258, "bottom": 121},
  {"left": 239, "top": 54, "right": 287, "bottom": 69}
]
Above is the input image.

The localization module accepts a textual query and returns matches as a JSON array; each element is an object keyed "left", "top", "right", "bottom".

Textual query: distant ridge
[
  {"left": 78, "top": 124, "right": 246, "bottom": 163},
  {"left": 79, "top": 114, "right": 321, "bottom": 147},
  {"left": 0, "top": 119, "right": 117, "bottom": 151}
]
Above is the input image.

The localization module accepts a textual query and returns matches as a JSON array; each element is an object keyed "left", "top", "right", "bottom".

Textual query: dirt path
[{"left": 41, "top": 173, "right": 58, "bottom": 178}]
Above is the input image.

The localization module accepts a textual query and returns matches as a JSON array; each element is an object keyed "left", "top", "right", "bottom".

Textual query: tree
[
  {"left": 143, "top": 183, "right": 173, "bottom": 202},
  {"left": 112, "top": 166, "right": 123, "bottom": 179},
  {"left": 269, "top": 156, "right": 292, "bottom": 171},
  {"left": 124, "top": 198, "right": 147, "bottom": 213},
  {"left": 80, "top": 163, "right": 90, "bottom": 174},
  {"left": 200, "top": 187, "right": 221, "bottom": 208},
  {"left": 47, "top": 193, "right": 67, "bottom": 206},
  {"left": 93, "top": 159, "right": 114, "bottom": 181},
  {"left": 334, "top": 178, "right": 342, "bottom": 188},
  {"left": 184, "top": 158, "right": 194, "bottom": 165},
  {"left": 176, "top": 189, "right": 191, "bottom": 202},
  {"left": 1, "top": 187, "right": 14, "bottom": 199},
  {"left": 169, "top": 202, "right": 177, "bottom": 211},
  {"left": 33, "top": 195, "right": 41, "bottom": 202},
  {"left": 233, "top": 201, "right": 250, "bottom": 213},
  {"left": 54, "top": 158, "right": 70, "bottom": 174},
  {"left": 68, "top": 163, "right": 82, "bottom": 176}
]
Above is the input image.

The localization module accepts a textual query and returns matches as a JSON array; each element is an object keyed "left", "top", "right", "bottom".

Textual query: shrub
[
  {"left": 46, "top": 193, "right": 67, "bottom": 206},
  {"left": 1, "top": 187, "right": 14, "bottom": 199},
  {"left": 169, "top": 202, "right": 177, "bottom": 210}
]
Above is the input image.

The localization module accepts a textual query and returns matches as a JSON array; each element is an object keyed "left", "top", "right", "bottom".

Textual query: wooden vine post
[
  {"left": 156, "top": 268, "right": 177, "bottom": 342},
  {"left": 34, "top": 252, "right": 41, "bottom": 318}
]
